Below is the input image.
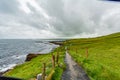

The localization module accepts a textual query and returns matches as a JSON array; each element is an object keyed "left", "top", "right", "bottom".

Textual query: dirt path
[{"left": 62, "top": 51, "right": 90, "bottom": 80}]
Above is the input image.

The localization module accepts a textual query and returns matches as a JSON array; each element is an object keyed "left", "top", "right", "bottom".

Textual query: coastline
[
  {"left": 49, "top": 41, "right": 64, "bottom": 46},
  {"left": 0, "top": 69, "right": 12, "bottom": 76},
  {"left": 0, "top": 41, "right": 61, "bottom": 76}
]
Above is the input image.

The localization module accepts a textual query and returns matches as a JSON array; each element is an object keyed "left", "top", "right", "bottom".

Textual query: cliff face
[{"left": 25, "top": 54, "right": 41, "bottom": 61}]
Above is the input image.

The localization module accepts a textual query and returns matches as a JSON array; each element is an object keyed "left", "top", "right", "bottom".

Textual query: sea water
[{"left": 0, "top": 39, "right": 58, "bottom": 72}]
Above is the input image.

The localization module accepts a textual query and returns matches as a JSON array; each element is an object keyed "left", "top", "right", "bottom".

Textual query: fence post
[
  {"left": 42, "top": 63, "right": 46, "bottom": 80},
  {"left": 52, "top": 55, "right": 55, "bottom": 68},
  {"left": 86, "top": 48, "right": 88, "bottom": 59},
  {"left": 56, "top": 51, "right": 59, "bottom": 65}
]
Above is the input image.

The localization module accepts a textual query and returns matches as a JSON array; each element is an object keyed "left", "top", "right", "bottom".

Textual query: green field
[
  {"left": 4, "top": 32, "right": 120, "bottom": 80},
  {"left": 65, "top": 32, "right": 120, "bottom": 80}
]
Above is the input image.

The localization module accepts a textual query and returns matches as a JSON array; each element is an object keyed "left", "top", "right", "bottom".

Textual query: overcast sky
[{"left": 0, "top": 0, "right": 120, "bottom": 39}]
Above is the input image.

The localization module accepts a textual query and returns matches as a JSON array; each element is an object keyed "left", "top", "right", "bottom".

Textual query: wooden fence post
[
  {"left": 52, "top": 55, "right": 55, "bottom": 68},
  {"left": 56, "top": 51, "right": 59, "bottom": 65},
  {"left": 42, "top": 63, "right": 46, "bottom": 80},
  {"left": 86, "top": 48, "right": 88, "bottom": 59}
]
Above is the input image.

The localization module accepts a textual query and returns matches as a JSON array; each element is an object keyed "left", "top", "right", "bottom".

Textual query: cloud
[
  {"left": 0, "top": 0, "right": 20, "bottom": 14},
  {"left": 0, "top": 0, "right": 120, "bottom": 39}
]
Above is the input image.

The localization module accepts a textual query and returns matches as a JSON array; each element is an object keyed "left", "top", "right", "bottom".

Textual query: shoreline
[
  {"left": 0, "top": 69, "right": 12, "bottom": 76},
  {"left": 0, "top": 41, "right": 61, "bottom": 76},
  {"left": 49, "top": 41, "right": 64, "bottom": 46}
]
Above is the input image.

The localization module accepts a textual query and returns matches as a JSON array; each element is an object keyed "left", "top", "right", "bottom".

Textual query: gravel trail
[{"left": 62, "top": 51, "right": 90, "bottom": 80}]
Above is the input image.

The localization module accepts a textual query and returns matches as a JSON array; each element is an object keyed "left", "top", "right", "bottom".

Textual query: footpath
[{"left": 62, "top": 51, "right": 90, "bottom": 80}]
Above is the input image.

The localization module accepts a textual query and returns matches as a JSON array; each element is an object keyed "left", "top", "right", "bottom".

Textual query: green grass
[
  {"left": 64, "top": 32, "right": 120, "bottom": 80},
  {"left": 4, "top": 32, "right": 120, "bottom": 80},
  {"left": 4, "top": 47, "right": 65, "bottom": 80},
  {"left": 5, "top": 54, "right": 52, "bottom": 80},
  {"left": 51, "top": 47, "right": 66, "bottom": 80}
]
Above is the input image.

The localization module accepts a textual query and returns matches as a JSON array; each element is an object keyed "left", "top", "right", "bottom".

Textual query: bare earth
[{"left": 62, "top": 51, "right": 90, "bottom": 80}]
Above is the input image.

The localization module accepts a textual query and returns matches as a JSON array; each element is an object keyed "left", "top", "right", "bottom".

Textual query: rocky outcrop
[
  {"left": 37, "top": 73, "right": 42, "bottom": 80},
  {"left": 50, "top": 41, "right": 63, "bottom": 46},
  {"left": 25, "top": 54, "right": 41, "bottom": 61}
]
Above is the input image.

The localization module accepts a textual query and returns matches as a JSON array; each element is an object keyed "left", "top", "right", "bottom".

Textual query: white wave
[
  {"left": 0, "top": 64, "right": 16, "bottom": 72},
  {"left": 11, "top": 55, "right": 26, "bottom": 59}
]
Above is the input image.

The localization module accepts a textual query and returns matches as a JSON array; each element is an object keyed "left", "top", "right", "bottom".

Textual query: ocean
[{"left": 0, "top": 39, "right": 59, "bottom": 72}]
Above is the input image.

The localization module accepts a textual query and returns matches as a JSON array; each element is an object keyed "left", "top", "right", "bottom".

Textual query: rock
[
  {"left": 0, "top": 72, "right": 4, "bottom": 76},
  {"left": 37, "top": 73, "right": 42, "bottom": 80},
  {"left": 25, "top": 54, "right": 41, "bottom": 61},
  {"left": 50, "top": 41, "right": 63, "bottom": 46}
]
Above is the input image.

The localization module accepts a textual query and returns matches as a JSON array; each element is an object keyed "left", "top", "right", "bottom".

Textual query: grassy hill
[
  {"left": 65, "top": 32, "right": 120, "bottom": 80},
  {"left": 4, "top": 32, "right": 120, "bottom": 80}
]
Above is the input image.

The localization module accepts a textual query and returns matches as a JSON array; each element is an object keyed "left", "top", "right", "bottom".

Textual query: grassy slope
[
  {"left": 4, "top": 47, "right": 65, "bottom": 80},
  {"left": 4, "top": 32, "right": 120, "bottom": 80},
  {"left": 5, "top": 54, "right": 52, "bottom": 79},
  {"left": 64, "top": 32, "right": 120, "bottom": 80}
]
